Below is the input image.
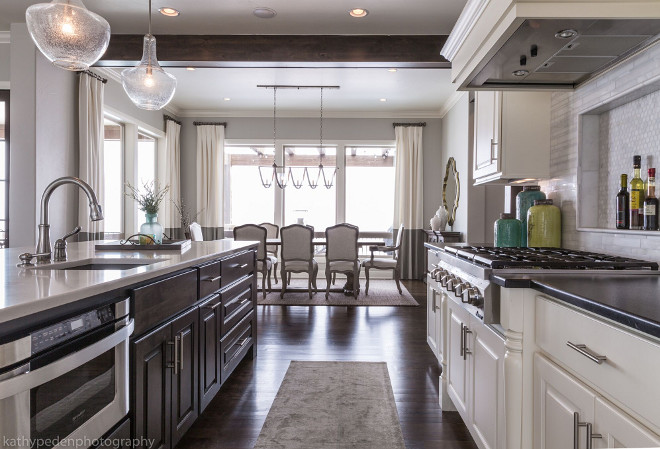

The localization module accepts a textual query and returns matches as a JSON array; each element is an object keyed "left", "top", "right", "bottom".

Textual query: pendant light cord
[
  {"left": 273, "top": 87, "right": 278, "bottom": 167},
  {"left": 148, "top": 0, "right": 152, "bottom": 36},
  {"left": 319, "top": 87, "right": 324, "bottom": 164}
]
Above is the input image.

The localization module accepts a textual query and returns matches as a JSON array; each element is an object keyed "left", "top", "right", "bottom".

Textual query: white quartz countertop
[{"left": 0, "top": 240, "right": 257, "bottom": 324}]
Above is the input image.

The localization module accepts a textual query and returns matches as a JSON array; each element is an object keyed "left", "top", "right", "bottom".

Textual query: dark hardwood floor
[{"left": 177, "top": 280, "right": 478, "bottom": 449}]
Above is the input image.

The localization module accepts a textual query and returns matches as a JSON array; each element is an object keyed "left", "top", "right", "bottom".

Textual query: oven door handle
[{"left": 0, "top": 319, "right": 134, "bottom": 400}]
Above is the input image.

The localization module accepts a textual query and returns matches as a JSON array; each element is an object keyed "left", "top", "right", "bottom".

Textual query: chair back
[
  {"left": 394, "top": 224, "right": 405, "bottom": 260},
  {"left": 233, "top": 224, "right": 267, "bottom": 260},
  {"left": 189, "top": 222, "right": 203, "bottom": 241},
  {"left": 259, "top": 222, "right": 279, "bottom": 255},
  {"left": 325, "top": 223, "right": 359, "bottom": 262},
  {"left": 280, "top": 224, "right": 314, "bottom": 262}
]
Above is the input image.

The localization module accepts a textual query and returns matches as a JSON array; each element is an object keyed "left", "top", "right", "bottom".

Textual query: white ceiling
[
  {"left": 1, "top": 0, "right": 466, "bottom": 35},
  {"left": 109, "top": 67, "right": 456, "bottom": 116}
]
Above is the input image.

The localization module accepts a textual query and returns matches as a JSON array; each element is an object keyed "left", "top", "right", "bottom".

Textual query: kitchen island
[{"left": 0, "top": 240, "right": 258, "bottom": 449}]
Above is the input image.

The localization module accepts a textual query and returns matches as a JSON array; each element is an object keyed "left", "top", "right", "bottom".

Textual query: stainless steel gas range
[{"left": 429, "top": 245, "right": 659, "bottom": 325}]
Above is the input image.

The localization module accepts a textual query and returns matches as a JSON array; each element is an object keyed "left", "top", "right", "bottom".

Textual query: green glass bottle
[{"left": 630, "top": 155, "right": 645, "bottom": 230}]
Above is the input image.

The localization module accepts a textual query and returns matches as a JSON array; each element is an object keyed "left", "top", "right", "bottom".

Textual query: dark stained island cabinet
[{"left": 130, "top": 248, "right": 257, "bottom": 449}]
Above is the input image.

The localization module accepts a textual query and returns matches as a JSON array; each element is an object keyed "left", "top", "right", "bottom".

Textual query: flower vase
[{"left": 139, "top": 213, "right": 163, "bottom": 244}]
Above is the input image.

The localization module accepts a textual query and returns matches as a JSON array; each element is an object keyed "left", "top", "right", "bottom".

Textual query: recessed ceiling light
[
  {"left": 379, "top": 98, "right": 387, "bottom": 102},
  {"left": 159, "top": 7, "right": 180, "bottom": 17},
  {"left": 512, "top": 69, "right": 529, "bottom": 77},
  {"left": 555, "top": 29, "right": 578, "bottom": 39},
  {"left": 186, "top": 67, "right": 195, "bottom": 71},
  {"left": 253, "top": 7, "right": 277, "bottom": 19},
  {"left": 349, "top": 8, "right": 368, "bottom": 18},
  {"left": 224, "top": 97, "right": 231, "bottom": 101},
  {"left": 388, "top": 68, "right": 398, "bottom": 72}
]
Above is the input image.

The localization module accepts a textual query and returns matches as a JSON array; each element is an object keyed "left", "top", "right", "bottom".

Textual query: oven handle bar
[{"left": 0, "top": 319, "right": 134, "bottom": 400}]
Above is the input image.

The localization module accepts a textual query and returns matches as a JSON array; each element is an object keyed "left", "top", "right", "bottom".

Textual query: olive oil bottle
[
  {"left": 616, "top": 174, "right": 629, "bottom": 229},
  {"left": 630, "top": 155, "right": 645, "bottom": 230}
]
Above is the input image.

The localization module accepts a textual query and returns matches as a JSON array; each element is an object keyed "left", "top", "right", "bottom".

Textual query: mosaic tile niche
[{"left": 597, "top": 89, "right": 660, "bottom": 228}]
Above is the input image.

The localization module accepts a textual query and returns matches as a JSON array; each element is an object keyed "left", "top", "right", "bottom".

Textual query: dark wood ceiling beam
[{"left": 96, "top": 35, "right": 450, "bottom": 68}]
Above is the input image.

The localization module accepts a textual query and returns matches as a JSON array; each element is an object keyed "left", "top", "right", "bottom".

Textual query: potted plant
[
  {"left": 125, "top": 181, "right": 169, "bottom": 244},
  {"left": 172, "top": 198, "right": 203, "bottom": 239}
]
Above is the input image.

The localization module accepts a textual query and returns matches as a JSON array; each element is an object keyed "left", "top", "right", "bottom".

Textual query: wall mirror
[{"left": 443, "top": 157, "right": 460, "bottom": 227}]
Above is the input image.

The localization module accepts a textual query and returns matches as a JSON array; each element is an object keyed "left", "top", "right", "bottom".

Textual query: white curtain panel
[
  {"left": 196, "top": 124, "right": 225, "bottom": 230},
  {"left": 394, "top": 126, "right": 424, "bottom": 229},
  {"left": 78, "top": 74, "right": 105, "bottom": 238},
  {"left": 162, "top": 119, "right": 181, "bottom": 230}
]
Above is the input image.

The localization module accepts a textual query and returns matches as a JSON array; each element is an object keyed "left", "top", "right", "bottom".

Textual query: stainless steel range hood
[{"left": 442, "top": 1, "right": 660, "bottom": 90}]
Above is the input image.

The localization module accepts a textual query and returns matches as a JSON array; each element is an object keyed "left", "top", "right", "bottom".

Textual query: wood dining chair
[
  {"left": 280, "top": 224, "right": 318, "bottom": 299},
  {"left": 259, "top": 222, "right": 279, "bottom": 284},
  {"left": 325, "top": 223, "right": 361, "bottom": 299},
  {"left": 233, "top": 224, "right": 271, "bottom": 299},
  {"left": 189, "top": 222, "right": 203, "bottom": 241},
  {"left": 362, "top": 224, "right": 404, "bottom": 295}
]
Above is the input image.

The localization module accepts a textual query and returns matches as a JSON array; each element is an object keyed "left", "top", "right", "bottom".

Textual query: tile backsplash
[{"left": 539, "top": 42, "right": 660, "bottom": 262}]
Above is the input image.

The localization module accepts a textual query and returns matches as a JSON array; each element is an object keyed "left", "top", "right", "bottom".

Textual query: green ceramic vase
[
  {"left": 494, "top": 213, "right": 522, "bottom": 247},
  {"left": 527, "top": 199, "right": 561, "bottom": 248},
  {"left": 516, "top": 186, "right": 546, "bottom": 246}
]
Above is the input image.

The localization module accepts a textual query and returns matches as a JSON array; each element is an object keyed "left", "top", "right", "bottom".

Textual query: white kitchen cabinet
[
  {"left": 473, "top": 91, "right": 551, "bottom": 185},
  {"left": 594, "top": 398, "right": 660, "bottom": 448},
  {"left": 446, "top": 296, "right": 506, "bottom": 449},
  {"left": 426, "top": 278, "right": 440, "bottom": 359},
  {"left": 534, "top": 353, "right": 660, "bottom": 449}
]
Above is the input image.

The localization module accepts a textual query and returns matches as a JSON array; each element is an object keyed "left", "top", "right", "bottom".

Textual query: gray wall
[
  {"left": 104, "top": 75, "right": 165, "bottom": 131},
  {"left": 179, "top": 116, "right": 444, "bottom": 228},
  {"left": 0, "top": 43, "right": 9, "bottom": 82}
]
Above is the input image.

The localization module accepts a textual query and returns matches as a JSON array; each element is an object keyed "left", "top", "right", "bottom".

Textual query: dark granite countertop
[{"left": 492, "top": 273, "right": 660, "bottom": 339}]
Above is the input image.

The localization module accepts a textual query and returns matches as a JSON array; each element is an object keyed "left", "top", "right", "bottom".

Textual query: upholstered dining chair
[
  {"left": 189, "top": 222, "right": 203, "bottom": 241},
  {"left": 233, "top": 224, "right": 271, "bottom": 299},
  {"left": 259, "top": 222, "right": 279, "bottom": 284},
  {"left": 325, "top": 223, "right": 360, "bottom": 299},
  {"left": 280, "top": 224, "right": 318, "bottom": 299},
  {"left": 362, "top": 224, "right": 405, "bottom": 295}
]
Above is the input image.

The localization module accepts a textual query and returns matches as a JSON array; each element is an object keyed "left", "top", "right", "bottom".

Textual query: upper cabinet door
[
  {"left": 594, "top": 397, "right": 660, "bottom": 448},
  {"left": 474, "top": 91, "right": 502, "bottom": 179}
]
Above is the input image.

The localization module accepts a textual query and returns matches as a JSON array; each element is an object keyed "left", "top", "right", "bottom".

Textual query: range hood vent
[{"left": 469, "top": 19, "right": 660, "bottom": 89}]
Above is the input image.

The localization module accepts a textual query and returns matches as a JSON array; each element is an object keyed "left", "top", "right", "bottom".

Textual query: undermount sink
[{"left": 32, "top": 259, "right": 164, "bottom": 271}]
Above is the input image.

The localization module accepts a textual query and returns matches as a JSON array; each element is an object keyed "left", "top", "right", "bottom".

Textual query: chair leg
[
  {"left": 312, "top": 265, "right": 318, "bottom": 291},
  {"left": 280, "top": 267, "right": 286, "bottom": 299},
  {"left": 262, "top": 266, "right": 267, "bottom": 299},
  {"left": 353, "top": 267, "right": 359, "bottom": 299},
  {"left": 287, "top": 272, "right": 291, "bottom": 285},
  {"left": 331, "top": 272, "right": 336, "bottom": 285},
  {"left": 365, "top": 267, "right": 370, "bottom": 295},
  {"left": 267, "top": 267, "right": 272, "bottom": 293},
  {"left": 274, "top": 262, "right": 278, "bottom": 284},
  {"left": 394, "top": 268, "right": 403, "bottom": 294},
  {"left": 325, "top": 269, "right": 331, "bottom": 300},
  {"left": 308, "top": 275, "right": 313, "bottom": 299}
]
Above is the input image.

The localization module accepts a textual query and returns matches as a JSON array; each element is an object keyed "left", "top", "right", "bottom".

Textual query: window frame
[{"left": 0, "top": 90, "right": 9, "bottom": 248}]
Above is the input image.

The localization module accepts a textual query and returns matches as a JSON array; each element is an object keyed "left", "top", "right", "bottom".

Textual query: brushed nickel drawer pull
[
  {"left": 235, "top": 337, "right": 250, "bottom": 348},
  {"left": 586, "top": 422, "right": 602, "bottom": 449},
  {"left": 567, "top": 341, "right": 607, "bottom": 364},
  {"left": 239, "top": 298, "right": 250, "bottom": 306},
  {"left": 178, "top": 333, "right": 184, "bottom": 372},
  {"left": 237, "top": 263, "right": 248, "bottom": 269},
  {"left": 204, "top": 275, "right": 222, "bottom": 283},
  {"left": 463, "top": 326, "right": 472, "bottom": 360}
]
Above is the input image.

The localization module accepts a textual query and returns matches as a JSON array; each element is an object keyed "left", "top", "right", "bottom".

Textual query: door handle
[
  {"left": 462, "top": 326, "right": 472, "bottom": 361},
  {"left": 203, "top": 275, "right": 222, "bottom": 283},
  {"left": 460, "top": 323, "right": 465, "bottom": 357},
  {"left": 178, "top": 333, "right": 184, "bottom": 372},
  {"left": 567, "top": 341, "right": 607, "bottom": 364},
  {"left": 586, "top": 423, "right": 602, "bottom": 449},
  {"left": 171, "top": 334, "right": 181, "bottom": 375}
]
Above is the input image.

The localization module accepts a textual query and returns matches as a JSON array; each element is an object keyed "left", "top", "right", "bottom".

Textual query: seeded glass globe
[
  {"left": 26, "top": 0, "right": 111, "bottom": 71},
  {"left": 121, "top": 35, "right": 177, "bottom": 111}
]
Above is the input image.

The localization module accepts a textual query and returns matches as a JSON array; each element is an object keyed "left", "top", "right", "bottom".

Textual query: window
[
  {"left": 225, "top": 145, "right": 276, "bottom": 227},
  {"left": 103, "top": 119, "right": 123, "bottom": 234},
  {"left": 0, "top": 91, "right": 9, "bottom": 248},
  {"left": 345, "top": 146, "right": 396, "bottom": 233},
  {"left": 137, "top": 132, "right": 156, "bottom": 187},
  {"left": 283, "top": 146, "right": 336, "bottom": 230}
]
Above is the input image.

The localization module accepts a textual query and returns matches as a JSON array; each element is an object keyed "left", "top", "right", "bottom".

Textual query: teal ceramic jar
[
  {"left": 527, "top": 199, "right": 561, "bottom": 248},
  {"left": 516, "top": 186, "right": 546, "bottom": 247},
  {"left": 494, "top": 213, "right": 522, "bottom": 247}
]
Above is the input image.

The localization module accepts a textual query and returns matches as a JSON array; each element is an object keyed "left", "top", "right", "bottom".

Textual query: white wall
[{"left": 179, "top": 116, "right": 444, "bottom": 228}]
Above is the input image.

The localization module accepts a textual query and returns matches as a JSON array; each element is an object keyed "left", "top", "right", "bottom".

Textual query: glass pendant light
[
  {"left": 307, "top": 88, "right": 337, "bottom": 189},
  {"left": 26, "top": 0, "right": 111, "bottom": 71},
  {"left": 121, "top": 0, "right": 176, "bottom": 111}
]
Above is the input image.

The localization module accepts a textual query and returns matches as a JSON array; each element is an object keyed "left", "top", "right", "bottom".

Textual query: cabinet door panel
[
  {"left": 427, "top": 279, "right": 439, "bottom": 359},
  {"left": 199, "top": 295, "right": 221, "bottom": 413},
  {"left": 534, "top": 353, "right": 596, "bottom": 449},
  {"left": 474, "top": 91, "right": 501, "bottom": 177},
  {"left": 470, "top": 320, "right": 505, "bottom": 449},
  {"left": 594, "top": 398, "right": 660, "bottom": 448},
  {"left": 171, "top": 308, "right": 199, "bottom": 447},
  {"left": 446, "top": 301, "right": 469, "bottom": 417},
  {"left": 132, "top": 322, "right": 172, "bottom": 449}
]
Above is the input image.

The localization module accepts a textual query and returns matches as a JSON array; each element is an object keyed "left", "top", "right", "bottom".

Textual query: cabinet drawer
[
  {"left": 99, "top": 418, "right": 130, "bottom": 449},
  {"left": 535, "top": 295, "right": 660, "bottom": 431},
  {"left": 132, "top": 269, "right": 198, "bottom": 336},
  {"left": 198, "top": 260, "right": 221, "bottom": 298},
  {"left": 220, "top": 311, "right": 254, "bottom": 383},
  {"left": 221, "top": 251, "right": 254, "bottom": 288},
  {"left": 220, "top": 276, "right": 254, "bottom": 336}
]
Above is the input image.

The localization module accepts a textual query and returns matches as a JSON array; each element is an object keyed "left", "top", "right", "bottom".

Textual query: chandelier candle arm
[{"left": 26, "top": 0, "right": 111, "bottom": 71}]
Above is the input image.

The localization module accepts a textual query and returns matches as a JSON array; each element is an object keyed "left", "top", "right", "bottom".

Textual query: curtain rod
[
  {"left": 81, "top": 70, "right": 107, "bottom": 84},
  {"left": 257, "top": 85, "right": 340, "bottom": 89},
  {"left": 164, "top": 115, "right": 182, "bottom": 125},
  {"left": 393, "top": 122, "right": 426, "bottom": 128},
  {"left": 193, "top": 121, "right": 227, "bottom": 127}
]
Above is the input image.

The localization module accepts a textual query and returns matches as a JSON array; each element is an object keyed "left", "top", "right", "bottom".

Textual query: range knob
[
  {"left": 454, "top": 281, "right": 469, "bottom": 298},
  {"left": 446, "top": 276, "right": 457, "bottom": 291},
  {"left": 467, "top": 287, "right": 484, "bottom": 307},
  {"left": 435, "top": 268, "right": 447, "bottom": 282},
  {"left": 440, "top": 274, "right": 452, "bottom": 287}
]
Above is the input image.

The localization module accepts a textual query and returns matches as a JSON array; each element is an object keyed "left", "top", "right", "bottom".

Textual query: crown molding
[
  {"left": 0, "top": 31, "right": 10, "bottom": 44},
  {"left": 440, "top": 0, "right": 489, "bottom": 60},
  {"left": 439, "top": 91, "right": 467, "bottom": 118},
  {"left": 176, "top": 109, "right": 443, "bottom": 119}
]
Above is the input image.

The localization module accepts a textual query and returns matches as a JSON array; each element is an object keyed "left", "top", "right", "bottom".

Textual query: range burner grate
[{"left": 448, "top": 246, "right": 659, "bottom": 270}]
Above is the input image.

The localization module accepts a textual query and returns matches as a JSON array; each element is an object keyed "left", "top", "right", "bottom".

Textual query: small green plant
[{"left": 125, "top": 181, "right": 169, "bottom": 215}]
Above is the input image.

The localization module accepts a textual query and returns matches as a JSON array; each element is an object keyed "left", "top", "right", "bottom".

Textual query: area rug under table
[
  {"left": 257, "top": 279, "right": 418, "bottom": 307},
  {"left": 254, "top": 361, "right": 406, "bottom": 449}
]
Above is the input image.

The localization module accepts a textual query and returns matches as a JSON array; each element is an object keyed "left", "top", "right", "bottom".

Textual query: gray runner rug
[
  {"left": 254, "top": 361, "right": 406, "bottom": 449},
  {"left": 257, "top": 279, "right": 418, "bottom": 307}
]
